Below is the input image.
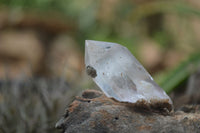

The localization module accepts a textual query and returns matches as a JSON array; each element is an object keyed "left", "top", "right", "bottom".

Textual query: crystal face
[{"left": 85, "top": 40, "right": 173, "bottom": 111}]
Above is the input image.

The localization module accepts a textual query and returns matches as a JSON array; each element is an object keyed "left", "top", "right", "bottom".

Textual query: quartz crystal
[{"left": 85, "top": 40, "right": 173, "bottom": 111}]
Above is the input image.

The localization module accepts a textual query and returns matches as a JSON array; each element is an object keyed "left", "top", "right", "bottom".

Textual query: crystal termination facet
[{"left": 85, "top": 40, "right": 173, "bottom": 112}]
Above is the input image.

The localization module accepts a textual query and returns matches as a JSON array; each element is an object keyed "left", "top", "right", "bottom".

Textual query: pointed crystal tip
[{"left": 85, "top": 40, "right": 173, "bottom": 112}]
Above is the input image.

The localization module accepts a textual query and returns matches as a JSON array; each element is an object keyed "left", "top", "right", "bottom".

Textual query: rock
[{"left": 56, "top": 90, "right": 200, "bottom": 133}]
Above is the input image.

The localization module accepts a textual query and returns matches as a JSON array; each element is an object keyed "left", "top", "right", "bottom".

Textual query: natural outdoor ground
[
  {"left": 55, "top": 90, "right": 200, "bottom": 133},
  {"left": 0, "top": 0, "right": 200, "bottom": 133}
]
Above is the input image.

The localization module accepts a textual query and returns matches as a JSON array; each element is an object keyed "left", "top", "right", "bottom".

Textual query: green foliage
[
  {"left": 0, "top": 2, "right": 200, "bottom": 133},
  {"left": 1, "top": 0, "right": 200, "bottom": 92},
  {"left": 157, "top": 53, "right": 200, "bottom": 93},
  {"left": 1, "top": 0, "right": 200, "bottom": 94},
  {"left": 1, "top": 0, "right": 200, "bottom": 49}
]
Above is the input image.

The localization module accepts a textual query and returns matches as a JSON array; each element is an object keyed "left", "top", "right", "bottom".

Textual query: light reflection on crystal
[{"left": 85, "top": 40, "right": 173, "bottom": 109}]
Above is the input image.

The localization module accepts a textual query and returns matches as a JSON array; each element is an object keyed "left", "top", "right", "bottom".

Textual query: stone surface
[
  {"left": 85, "top": 40, "right": 172, "bottom": 111},
  {"left": 55, "top": 90, "right": 200, "bottom": 133}
]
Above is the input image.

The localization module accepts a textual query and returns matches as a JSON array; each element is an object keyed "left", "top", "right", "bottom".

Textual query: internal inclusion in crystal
[{"left": 85, "top": 40, "right": 173, "bottom": 111}]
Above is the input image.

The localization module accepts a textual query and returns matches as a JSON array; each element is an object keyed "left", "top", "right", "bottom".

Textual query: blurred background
[{"left": 0, "top": 0, "right": 200, "bottom": 132}]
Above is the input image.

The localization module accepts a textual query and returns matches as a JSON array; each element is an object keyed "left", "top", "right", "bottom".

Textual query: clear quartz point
[{"left": 85, "top": 40, "right": 173, "bottom": 111}]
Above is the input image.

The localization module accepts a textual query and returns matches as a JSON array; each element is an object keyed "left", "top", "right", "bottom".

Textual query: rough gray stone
[{"left": 56, "top": 90, "right": 200, "bottom": 133}]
